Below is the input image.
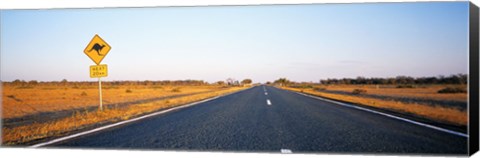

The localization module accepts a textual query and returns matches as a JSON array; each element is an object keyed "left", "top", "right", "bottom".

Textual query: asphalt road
[{"left": 50, "top": 86, "right": 467, "bottom": 154}]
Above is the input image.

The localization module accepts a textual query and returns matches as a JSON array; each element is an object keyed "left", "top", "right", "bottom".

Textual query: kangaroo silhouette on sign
[{"left": 88, "top": 43, "right": 106, "bottom": 56}]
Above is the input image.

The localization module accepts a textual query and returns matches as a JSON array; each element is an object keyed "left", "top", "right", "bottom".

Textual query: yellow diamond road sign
[{"left": 84, "top": 34, "right": 111, "bottom": 65}]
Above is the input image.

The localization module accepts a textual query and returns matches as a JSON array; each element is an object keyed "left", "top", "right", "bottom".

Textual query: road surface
[{"left": 49, "top": 86, "right": 467, "bottom": 154}]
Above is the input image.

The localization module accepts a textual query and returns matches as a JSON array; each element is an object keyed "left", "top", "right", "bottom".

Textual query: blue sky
[{"left": 0, "top": 2, "right": 469, "bottom": 83}]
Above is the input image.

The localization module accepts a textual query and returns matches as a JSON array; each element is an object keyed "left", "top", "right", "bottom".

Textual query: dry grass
[
  {"left": 281, "top": 86, "right": 467, "bottom": 126},
  {"left": 2, "top": 85, "right": 226, "bottom": 119},
  {"left": 313, "top": 84, "right": 467, "bottom": 103},
  {"left": 2, "top": 84, "right": 246, "bottom": 145}
]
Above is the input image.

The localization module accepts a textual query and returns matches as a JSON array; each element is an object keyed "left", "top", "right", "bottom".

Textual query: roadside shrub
[
  {"left": 7, "top": 95, "right": 22, "bottom": 102},
  {"left": 438, "top": 87, "right": 466, "bottom": 93},
  {"left": 396, "top": 85, "right": 415, "bottom": 88},
  {"left": 16, "top": 86, "right": 34, "bottom": 89},
  {"left": 152, "top": 86, "right": 164, "bottom": 89},
  {"left": 171, "top": 88, "right": 181, "bottom": 92},
  {"left": 41, "top": 87, "right": 58, "bottom": 90},
  {"left": 300, "top": 85, "right": 313, "bottom": 89},
  {"left": 352, "top": 89, "right": 367, "bottom": 95},
  {"left": 103, "top": 86, "right": 119, "bottom": 89},
  {"left": 125, "top": 89, "right": 133, "bottom": 93},
  {"left": 313, "top": 87, "right": 327, "bottom": 91},
  {"left": 81, "top": 91, "right": 88, "bottom": 96}
]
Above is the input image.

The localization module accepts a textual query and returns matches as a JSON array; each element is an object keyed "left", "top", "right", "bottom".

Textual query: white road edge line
[
  {"left": 295, "top": 92, "right": 468, "bottom": 138},
  {"left": 281, "top": 149, "right": 293, "bottom": 153},
  {"left": 267, "top": 99, "right": 272, "bottom": 105},
  {"left": 29, "top": 86, "right": 255, "bottom": 148}
]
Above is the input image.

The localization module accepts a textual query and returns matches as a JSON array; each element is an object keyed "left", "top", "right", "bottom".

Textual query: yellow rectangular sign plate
[{"left": 90, "top": 64, "right": 108, "bottom": 78}]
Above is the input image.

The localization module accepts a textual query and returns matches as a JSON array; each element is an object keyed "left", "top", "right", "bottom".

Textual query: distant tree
[
  {"left": 387, "top": 78, "right": 396, "bottom": 84},
  {"left": 424, "top": 77, "right": 438, "bottom": 84},
  {"left": 241, "top": 79, "right": 252, "bottom": 85},
  {"left": 320, "top": 79, "right": 328, "bottom": 84},
  {"left": 144, "top": 80, "right": 152, "bottom": 86},
  {"left": 226, "top": 78, "right": 236, "bottom": 86},
  {"left": 216, "top": 81, "right": 225, "bottom": 85},
  {"left": 274, "top": 78, "right": 291, "bottom": 86},
  {"left": 12, "top": 79, "right": 22, "bottom": 85},
  {"left": 458, "top": 74, "right": 468, "bottom": 84},
  {"left": 395, "top": 76, "right": 407, "bottom": 84},
  {"left": 60, "top": 79, "right": 68, "bottom": 86},
  {"left": 445, "top": 74, "right": 467, "bottom": 84},
  {"left": 342, "top": 78, "right": 352, "bottom": 84},
  {"left": 356, "top": 77, "right": 366, "bottom": 84},
  {"left": 28, "top": 80, "right": 38, "bottom": 86}
]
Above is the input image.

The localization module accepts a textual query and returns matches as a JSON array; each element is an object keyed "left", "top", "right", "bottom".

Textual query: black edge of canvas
[{"left": 469, "top": 1, "right": 480, "bottom": 156}]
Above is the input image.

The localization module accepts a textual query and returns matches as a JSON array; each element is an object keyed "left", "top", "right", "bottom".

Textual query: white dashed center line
[
  {"left": 281, "top": 149, "right": 292, "bottom": 153},
  {"left": 266, "top": 99, "right": 272, "bottom": 105},
  {"left": 265, "top": 92, "right": 268, "bottom": 95}
]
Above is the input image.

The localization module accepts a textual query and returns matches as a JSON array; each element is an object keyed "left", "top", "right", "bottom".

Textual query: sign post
[
  {"left": 90, "top": 64, "right": 108, "bottom": 111},
  {"left": 84, "top": 34, "right": 111, "bottom": 111},
  {"left": 98, "top": 77, "right": 103, "bottom": 111}
]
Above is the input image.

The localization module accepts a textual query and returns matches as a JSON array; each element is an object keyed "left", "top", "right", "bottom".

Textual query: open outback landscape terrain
[
  {"left": 2, "top": 80, "right": 248, "bottom": 145},
  {"left": 0, "top": 2, "right": 474, "bottom": 155},
  {"left": 1, "top": 74, "right": 469, "bottom": 149},
  {"left": 274, "top": 75, "right": 468, "bottom": 130}
]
